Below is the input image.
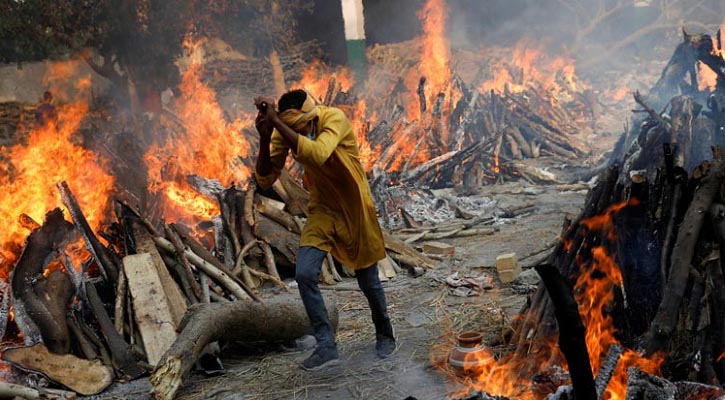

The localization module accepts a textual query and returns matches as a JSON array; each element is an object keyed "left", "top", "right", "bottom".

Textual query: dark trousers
[{"left": 296, "top": 246, "right": 393, "bottom": 349}]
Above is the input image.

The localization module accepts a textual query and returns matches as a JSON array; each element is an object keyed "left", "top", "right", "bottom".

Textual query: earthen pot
[{"left": 449, "top": 331, "right": 487, "bottom": 373}]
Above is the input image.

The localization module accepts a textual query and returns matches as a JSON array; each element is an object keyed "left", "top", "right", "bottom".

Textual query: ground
[{"left": 93, "top": 177, "right": 587, "bottom": 400}]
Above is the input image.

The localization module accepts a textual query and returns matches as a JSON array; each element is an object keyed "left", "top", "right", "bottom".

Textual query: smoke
[{"left": 367, "top": 0, "right": 724, "bottom": 77}]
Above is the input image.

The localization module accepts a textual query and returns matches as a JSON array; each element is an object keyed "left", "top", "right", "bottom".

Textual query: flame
[
  {"left": 699, "top": 31, "right": 725, "bottom": 92},
  {"left": 146, "top": 38, "right": 253, "bottom": 224},
  {"left": 405, "top": 0, "right": 451, "bottom": 122},
  {"left": 698, "top": 62, "right": 718, "bottom": 92},
  {"left": 294, "top": 60, "right": 354, "bottom": 101},
  {"left": 447, "top": 199, "right": 664, "bottom": 399},
  {"left": 607, "top": 87, "right": 631, "bottom": 101},
  {"left": 64, "top": 235, "right": 92, "bottom": 272},
  {"left": 346, "top": 99, "right": 377, "bottom": 170},
  {"left": 418, "top": 0, "right": 451, "bottom": 99},
  {"left": 479, "top": 39, "right": 584, "bottom": 96},
  {"left": 41, "top": 59, "right": 94, "bottom": 103},
  {"left": 0, "top": 99, "right": 114, "bottom": 279}
]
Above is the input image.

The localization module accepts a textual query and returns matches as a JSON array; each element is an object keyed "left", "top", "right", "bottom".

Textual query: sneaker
[
  {"left": 376, "top": 335, "right": 398, "bottom": 359},
  {"left": 301, "top": 346, "right": 340, "bottom": 371}
]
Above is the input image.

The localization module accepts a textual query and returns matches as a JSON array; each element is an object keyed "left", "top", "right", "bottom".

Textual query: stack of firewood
[
  {"left": 322, "top": 70, "right": 592, "bottom": 192},
  {"left": 468, "top": 74, "right": 725, "bottom": 400},
  {"left": 0, "top": 159, "right": 436, "bottom": 399},
  {"left": 0, "top": 102, "right": 34, "bottom": 146}
]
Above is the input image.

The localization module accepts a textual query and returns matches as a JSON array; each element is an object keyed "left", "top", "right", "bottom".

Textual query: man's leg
[
  {"left": 296, "top": 246, "right": 339, "bottom": 370},
  {"left": 355, "top": 263, "right": 397, "bottom": 358}
]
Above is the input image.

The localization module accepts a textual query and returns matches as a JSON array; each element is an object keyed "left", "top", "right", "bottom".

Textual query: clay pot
[{"left": 449, "top": 331, "right": 487, "bottom": 373}]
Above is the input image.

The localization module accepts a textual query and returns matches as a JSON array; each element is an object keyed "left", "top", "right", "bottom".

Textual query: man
[{"left": 254, "top": 89, "right": 396, "bottom": 370}]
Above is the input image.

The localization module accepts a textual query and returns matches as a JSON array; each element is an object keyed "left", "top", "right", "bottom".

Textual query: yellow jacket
[{"left": 255, "top": 106, "right": 385, "bottom": 269}]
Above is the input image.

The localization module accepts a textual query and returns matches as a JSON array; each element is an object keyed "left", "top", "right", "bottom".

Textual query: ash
[{"left": 373, "top": 183, "right": 496, "bottom": 229}]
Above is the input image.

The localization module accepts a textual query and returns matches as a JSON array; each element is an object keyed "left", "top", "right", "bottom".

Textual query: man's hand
[{"left": 254, "top": 96, "right": 278, "bottom": 121}]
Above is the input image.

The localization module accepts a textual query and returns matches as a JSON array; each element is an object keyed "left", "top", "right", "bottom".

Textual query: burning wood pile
[
  {"left": 0, "top": 168, "right": 436, "bottom": 399},
  {"left": 305, "top": 38, "right": 594, "bottom": 191},
  {"left": 442, "top": 30, "right": 725, "bottom": 400}
]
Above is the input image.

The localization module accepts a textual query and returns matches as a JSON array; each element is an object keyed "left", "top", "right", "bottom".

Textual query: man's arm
[
  {"left": 270, "top": 115, "right": 300, "bottom": 150},
  {"left": 253, "top": 110, "right": 288, "bottom": 189}
]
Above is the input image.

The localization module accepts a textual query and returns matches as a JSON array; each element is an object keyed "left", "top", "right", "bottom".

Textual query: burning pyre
[{"left": 2, "top": 0, "right": 723, "bottom": 398}]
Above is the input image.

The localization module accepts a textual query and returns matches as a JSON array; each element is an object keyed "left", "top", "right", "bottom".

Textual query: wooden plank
[
  {"left": 2, "top": 343, "right": 113, "bottom": 395},
  {"left": 131, "top": 221, "right": 187, "bottom": 326},
  {"left": 383, "top": 232, "right": 438, "bottom": 269},
  {"left": 378, "top": 256, "right": 397, "bottom": 279},
  {"left": 123, "top": 253, "right": 178, "bottom": 366}
]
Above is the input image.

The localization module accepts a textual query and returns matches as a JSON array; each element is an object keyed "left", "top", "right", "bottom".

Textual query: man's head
[
  {"left": 278, "top": 89, "right": 319, "bottom": 135},
  {"left": 278, "top": 89, "right": 307, "bottom": 113}
]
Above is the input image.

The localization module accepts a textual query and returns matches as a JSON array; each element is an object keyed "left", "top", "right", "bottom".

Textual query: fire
[
  {"left": 698, "top": 62, "right": 718, "bottom": 92},
  {"left": 418, "top": 0, "right": 451, "bottom": 101},
  {"left": 699, "top": 29, "right": 725, "bottom": 92},
  {"left": 405, "top": 0, "right": 451, "bottom": 122},
  {"left": 0, "top": 100, "right": 114, "bottom": 279},
  {"left": 294, "top": 60, "right": 355, "bottom": 101},
  {"left": 479, "top": 39, "right": 584, "bottom": 96},
  {"left": 447, "top": 199, "right": 664, "bottom": 399},
  {"left": 146, "top": 38, "right": 254, "bottom": 225},
  {"left": 607, "top": 87, "right": 631, "bottom": 101},
  {"left": 346, "top": 99, "right": 377, "bottom": 170}
]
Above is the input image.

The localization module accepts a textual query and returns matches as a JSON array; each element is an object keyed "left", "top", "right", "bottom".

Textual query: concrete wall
[{"left": 0, "top": 59, "right": 110, "bottom": 103}]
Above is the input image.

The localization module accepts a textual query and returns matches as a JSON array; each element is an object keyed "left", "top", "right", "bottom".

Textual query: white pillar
[{"left": 341, "top": 0, "right": 366, "bottom": 79}]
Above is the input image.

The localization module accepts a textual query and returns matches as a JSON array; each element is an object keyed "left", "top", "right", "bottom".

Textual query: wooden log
[
  {"left": 170, "top": 223, "right": 257, "bottom": 296},
  {"left": 244, "top": 180, "right": 256, "bottom": 227},
  {"left": 151, "top": 295, "right": 339, "bottom": 400},
  {"left": 123, "top": 253, "right": 178, "bottom": 366},
  {"left": 114, "top": 268, "right": 127, "bottom": 335},
  {"left": 595, "top": 344, "right": 623, "bottom": 399},
  {"left": 10, "top": 208, "right": 75, "bottom": 351},
  {"left": 154, "top": 236, "right": 257, "bottom": 302},
  {"left": 0, "top": 381, "right": 76, "bottom": 399},
  {"left": 258, "top": 241, "right": 283, "bottom": 284},
  {"left": 18, "top": 213, "right": 40, "bottom": 231},
  {"left": 71, "top": 309, "right": 112, "bottom": 366},
  {"left": 58, "top": 181, "right": 118, "bottom": 283},
  {"left": 256, "top": 194, "right": 301, "bottom": 233},
  {"left": 2, "top": 343, "right": 113, "bottom": 395},
  {"left": 278, "top": 169, "right": 309, "bottom": 216},
  {"left": 130, "top": 220, "right": 187, "bottom": 327},
  {"left": 646, "top": 155, "right": 725, "bottom": 355},
  {"left": 254, "top": 212, "right": 299, "bottom": 264},
  {"left": 66, "top": 312, "right": 100, "bottom": 362},
  {"left": 383, "top": 232, "right": 437, "bottom": 269},
  {"left": 84, "top": 281, "right": 145, "bottom": 378},
  {"left": 162, "top": 224, "right": 202, "bottom": 303},
  {"left": 535, "top": 264, "right": 596, "bottom": 400}
]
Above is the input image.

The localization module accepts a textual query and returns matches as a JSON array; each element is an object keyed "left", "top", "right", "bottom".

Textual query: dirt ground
[{"left": 93, "top": 176, "right": 587, "bottom": 400}]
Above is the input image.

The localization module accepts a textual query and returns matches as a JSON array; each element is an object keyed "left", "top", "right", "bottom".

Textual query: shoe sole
[{"left": 301, "top": 358, "right": 340, "bottom": 371}]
